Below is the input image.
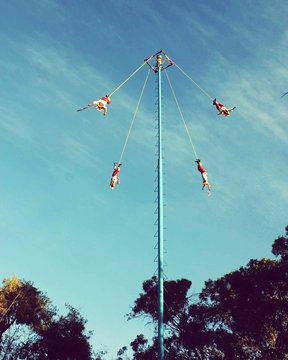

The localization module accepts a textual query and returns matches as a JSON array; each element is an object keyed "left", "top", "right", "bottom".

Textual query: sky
[{"left": 0, "top": 0, "right": 288, "bottom": 357}]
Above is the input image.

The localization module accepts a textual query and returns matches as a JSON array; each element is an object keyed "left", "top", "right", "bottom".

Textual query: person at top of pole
[
  {"left": 150, "top": 55, "right": 163, "bottom": 73},
  {"left": 156, "top": 55, "right": 162, "bottom": 68},
  {"left": 110, "top": 162, "right": 122, "bottom": 189},
  {"left": 195, "top": 159, "right": 211, "bottom": 196},
  {"left": 144, "top": 50, "right": 174, "bottom": 73},
  {"left": 213, "top": 98, "right": 236, "bottom": 117},
  {"left": 88, "top": 95, "right": 111, "bottom": 116}
]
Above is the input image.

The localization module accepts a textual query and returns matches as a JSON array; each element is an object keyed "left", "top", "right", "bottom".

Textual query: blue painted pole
[{"left": 157, "top": 59, "right": 164, "bottom": 360}]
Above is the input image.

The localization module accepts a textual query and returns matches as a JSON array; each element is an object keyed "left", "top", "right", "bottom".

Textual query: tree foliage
[
  {"left": 20, "top": 305, "right": 94, "bottom": 359},
  {"left": 272, "top": 225, "right": 288, "bottom": 262},
  {"left": 0, "top": 276, "right": 54, "bottom": 341},
  {"left": 0, "top": 277, "right": 98, "bottom": 360},
  {"left": 129, "top": 225, "right": 288, "bottom": 359}
]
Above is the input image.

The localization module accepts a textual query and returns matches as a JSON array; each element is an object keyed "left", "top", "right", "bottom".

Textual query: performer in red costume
[
  {"left": 195, "top": 159, "right": 211, "bottom": 196},
  {"left": 110, "top": 162, "right": 122, "bottom": 189},
  {"left": 213, "top": 98, "right": 236, "bottom": 117}
]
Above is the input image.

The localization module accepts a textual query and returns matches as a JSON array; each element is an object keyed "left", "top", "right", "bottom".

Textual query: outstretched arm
[{"left": 77, "top": 105, "right": 89, "bottom": 112}]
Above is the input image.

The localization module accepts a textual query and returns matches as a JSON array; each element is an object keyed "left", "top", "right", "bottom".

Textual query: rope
[
  {"left": 164, "top": 70, "right": 198, "bottom": 159},
  {"left": 109, "top": 55, "right": 153, "bottom": 97},
  {"left": 173, "top": 62, "right": 214, "bottom": 101},
  {"left": 118, "top": 69, "right": 151, "bottom": 164}
]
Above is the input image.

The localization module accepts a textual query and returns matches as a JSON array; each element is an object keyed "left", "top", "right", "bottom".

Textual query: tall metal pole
[{"left": 157, "top": 57, "right": 164, "bottom": 360}]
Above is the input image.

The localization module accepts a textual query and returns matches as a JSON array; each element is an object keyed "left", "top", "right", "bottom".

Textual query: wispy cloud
[
  {"left": 0, "top": 107, "right": 37, "bottom": 143},
  {"left": 270, "top": 179, "right": 288, "bottom": 203},
  {"left": 61, "top": 136, "right": 99, "bottom": 169}
]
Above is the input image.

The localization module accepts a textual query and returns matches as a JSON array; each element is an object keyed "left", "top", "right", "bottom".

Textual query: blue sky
[{"left": 0, "top": 0, "right": 288, "bottom": 357}]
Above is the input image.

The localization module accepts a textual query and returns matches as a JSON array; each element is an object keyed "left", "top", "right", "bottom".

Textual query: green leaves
[
  {"left": 129, "top": 225, "right": 288, "bottom": 359},
  {"left": 0, "top": 277, "right": 95, "bottom": 359}
]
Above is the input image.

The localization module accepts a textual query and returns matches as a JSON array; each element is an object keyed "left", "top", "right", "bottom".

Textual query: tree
[
  {"left": 272, "top": 225, "right": 288, "bottom": 262},
  {"left": 0, "top": 277, "right": 101, "bottom": 360},
  {"left": 0, "top": 324, "right": 37, "bottom": 360},
  {"left": 0, "top": 276, "right": 54, "bottom": 342},
  {"left": 116, "top": 346, "right": 130, "bottom": 360},
  {"left": 128, "top": 225, "right": 288, "bottom": 359},
  {"left": 20, "top": 305, "right": 94, "bottom": 359},
  {"left": 198, "top": 256, "right": 288, "bottom": 359},
  {"left": 128, "top": 277, "right": 195, "bottom": 359}
]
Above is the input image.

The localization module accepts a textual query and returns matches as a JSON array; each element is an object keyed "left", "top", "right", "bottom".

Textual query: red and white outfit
[
  {"left": 213, "top": 99, "right": 235, "bottom": 117},
  {"left": 112, "top": 166, "right": 120, "bottom": 178},
  {"left": 197, "top": 163, "right": 208, "bottom": 184},
  {"left": 195, "top": 159, "right": 211, "bottom": 195},
  {"left": 110, "top": 163, "right": 121, "bottom": 189},
  {"left": 91, "top": 96, "right": 111, "bottom": 115}
]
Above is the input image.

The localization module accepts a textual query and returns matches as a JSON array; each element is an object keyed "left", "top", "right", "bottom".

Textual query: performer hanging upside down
[
  {"left": 195, "top": 159, "right": 211, "bottom": 196},
  {"left": 213, "top": 98, "right": 236, "bottom": 117},
  {"left": 110, "top": 162, "right": 122, "bottom": 189},
  {"left": 77, "top": 95, "right": 111, "bottom": 113},
  {"left": 88, "top": 95, "right": 111, "bottom": 116}
]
